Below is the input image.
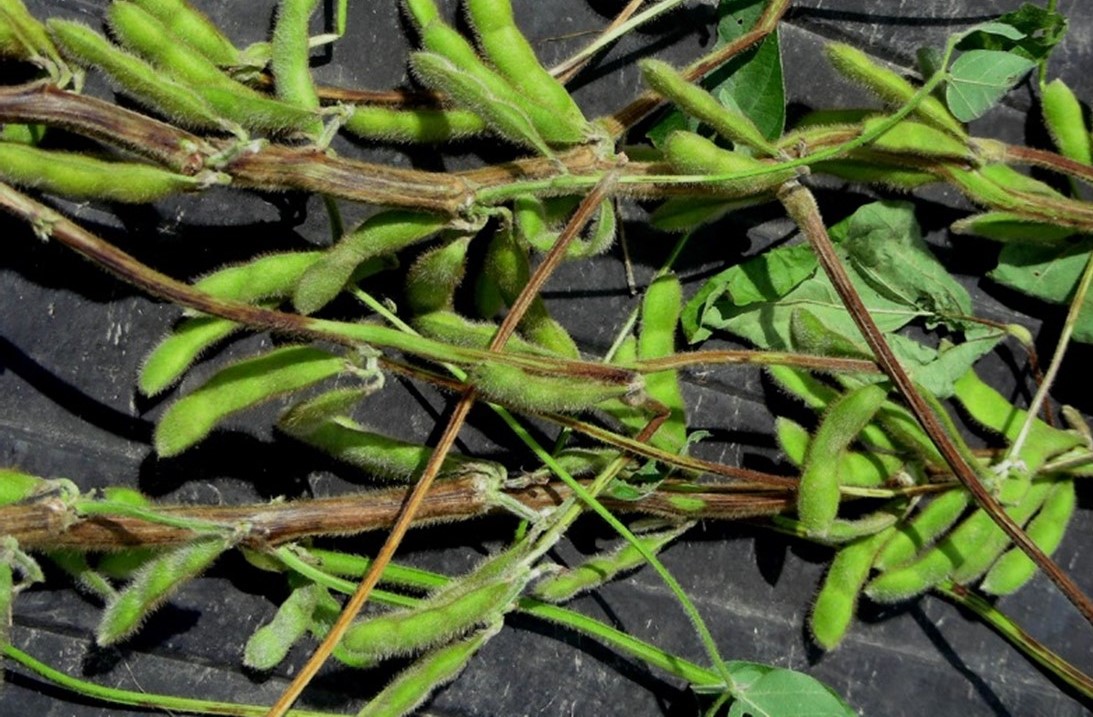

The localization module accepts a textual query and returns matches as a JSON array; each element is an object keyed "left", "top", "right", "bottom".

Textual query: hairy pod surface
[
  {"left": 344, "top": 106, "right": 487, "bottom": 143},
  {"left": 127, "top": 0, "right": 240, "bottom": 66},
  {"left": 155, "top": 346, "right": 347, "bottom": 456},
  {"left": 637, "top": 274, "right": 687, "bottom": 453},
  {"left": 663, "top": 131, "right": 795, "bottom": 196},
  {"left": 271, "top": 0, "right": 322, "bottom": 136},
  {"left": 244, "top": 582, "right": 322, "bottom": 670},
  {"left": 406, "top": 235, "right": 472, "bottom": 315},
  {"left": 97, "top": 536, "right": 232, "bottom": 646},
  {"left": 469, "top": 363, "right": 644, "bottom": 415},
  {"left": 1041, "top": 78, "right": 1092, "bottom": 166},
  {"left": 810, "top": 526, "right": 896, "bottom": 650},
  {"left": 873, "top": 488, "right": 970, "bottom": 571}
]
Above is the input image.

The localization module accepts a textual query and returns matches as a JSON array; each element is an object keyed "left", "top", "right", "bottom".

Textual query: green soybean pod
[
  {"left": 154, "top": 345, "right": 347, "bottom": 457},
  {"left": 406, "top": 235, "right": 472, "bottom": 315},
  {"left": 533, "top": 522, "right": 692, "bottom": 603},
  {"left": 774, "top": 419, "right": 898, "bottom": 487},
  {"left": 0, "top": 467, "right": 51, "bottom": 505},
  {"left": 862, "top": 117, "right": 973, "bottom": 162},
  {"left": 0, "top": 122, "right": 44, "bottom": 145},
  {"left": 244, "top": 582, "right": 322, "bottom": 670},
  {"left": 295, "top": 210, "right": 450, "bottom": 315},
  {"left": 799, "top": 383, "right": 888, "bottom": 537},
  {"left": 663, "top": 131, "right": 796, "bottom": 196},
  {"left": 812, "top": 157, "right": 940, "bottom": 191},
  {"left": 981, "top": 478, "right": 1077, "bottom": 595},
  {"left": 469, "top": 362, "right": 644, "bottom": 415},
  {"left": 357, "top": 622, "right": 500, "bottom": 717},
  {"left": 412, "top": 311, "right": 551, "bottom": 356},
  {"left": 48, "top": 20, "right": 225, "bottom": 132},
  {"left": 0, "top": 10, "right": 23, "bottom": 58},
  {"left": 97, "top": 535, "right": 231, "bottom": 646},
  {"left": 414, "top": 20, "right": 584, "bottom": 145},
  {"left": 271, "top": 0, "right": 322, "bottom": 136},
  {"left": 0, "top": 0, "right": 59, "bottom": 62},
  {"left": 953, "top": 369, "right": 1082, "bottom": 472},
  {"left": 0, "top": 143, "right": 205, "bottom": 203},
  {"left": 280, "top": 414, "right": 476, "bottom": 481},
  {"left": 465, "top": 0, "right": 585, "bottom": 125},
  {"left": 825, "top": 42, "right": 966, "bottom": 138},
  {"left": 139, "top": 318, "right": 243, "bottom": 397},
  {"left": 873, "top": 488, "right": 970, "bottom": 570},
  {"left": 776, "top": 417, "right": 809, "bottom": 467},
  {"left": 482, "top": 227, "right": 580, "bottom": 358},
  {"left": 789, "top": 308, "right": 871, "bottom": 360},
  {"left": 128, "top": 0, "right": 239, "bottom": 66},
  {"left": 950, "top": 211, "right": 1075, "bottom": 244},
  {"left": 948, "top": 477, "right": 1053, "bottom": 585},
  {"left": 810, "top": 526, "right": 895, "bottom": 650},
  {"left": 640, "top": 58, "right": 776, "bottom": 156},
  {"left": 403, "top": 0, "right": 440, "bottom": 28},
  {"left": 637, "top": 274, "right": 687, "bottom": 453},
  {"left": 339, "top": 577, "right": 521, "bottom": 664},
  {"left": 410, "top": 50, "right": 552, "bottom": 156},
  {"left": 1041, "top": 78, "right": 1092, "bottom": 166},
  {"left": 96, "top": 548, "right": 163, "bottom": 580},
  {"left": 343, "top": 106, "right": 487, "bottom": 144}
]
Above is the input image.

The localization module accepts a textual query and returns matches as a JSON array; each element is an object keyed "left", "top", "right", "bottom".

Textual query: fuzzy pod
[
  {"left": 48, "top": 20, "right": 226, "bottom": 132},
  {"left": 533, "top": 522, "right": 692, "bottom": 603},
  {"left": 0, "top": 122, "right": 45, "bottom": 145},
  {"left": 402, "top": 0, "right": 441, "bottom": 28},
  {"left": 139, "top": 317, "right": 242, "bottom": 397},
  {"left": 865, "top": 475, "right": 1028, "bottom": 602},
  {"left": 294, "top": 210, "right": 449, "bottom": 314},
  {"left": 482, "top": 228, "right": 580, "bottom": 358},
  {"left": 96, "top": 548, "right": 163, "bottom": 580},
  {"left": 464, "top": 0, "right": 585, "bottom": 125},
  {"left": 663, "top": 131, "right": 795, "bottom": 196},
  {"left": 798, "top": 383, "right": 888, "bottom": 536},
  {"left": 640, "top": 58, "right": 777, "bottom": 155},
  {"left": 244, "top": 582, "right": 322, "bottom": 670},
  {"left": 1041, "top": 78, "right": 1092, "bottom": 166},
  {"left": 789, "top": 308, "right": 871, "bottom": 360},
  {"left": 945, "top": 164, "right": 1062, "bottom": 214},
  {"left": 411, "top": 310, "right": 550, "bottom": 356},
  {"left": 154, "top": 345, "right": 347, "bottom": 457},
  {"left": 127, "top": 0, "right": 240, "bottom": 66},
  {"left": 981, "top": 478, "right": 1077, "bottom": 595},
  {"left": 413, "top": 20, "right": 584, "bottom": 145},
  {"left": 637, "top": 274, "right": 687, "bottom": 453},
  {"left": 812, "top": 158, "right": 940, "bottom": 191},
  {"left": 515, "top": 195, "right": 616, "bottom": 259},
  {"left": 775, "top": 418, "right": 900, "bottom": 487},
  {"left": 357, "top": 622, "right": 501, "bottom": 717},
  {"left": 468, "top": 362, "right": 644, "bottom": 415},
  {"left": 406, "top": 235, "right": 472, "bottom": 315},
  {"left": 97, "top": 536, "right": 231, "bottom": 646},
  {"left": 810, "top": 526, "right": 895, "bottom": 650},
  {"left": 199, "top": 87, "right": 321, "bottom": 135},
  {"left": 343, "top": 106, "right": 487, "bottom": 144},
  {"left": 952, "top": 369, "right": 1081, "bottom": 472},
  {"left": 862, "top": 117, "right": 973, "bottom": 162},
  {"left": 410, "top": 50, "right": 552, "bottom": 156},
  {"left": 873, "top": 489, "right": 970, "bottom": 571},
  {"left": 0, "top": 467, "right": 54, "bottom": 505},
  {"left": 0, "top": 143, "right": 205, "bottom": 203},
  {"left": 280, "top": 414, "right": 475, "bottom": 481},
  {"left": 950, "top": 211, "right": 1075, "bottom": 244},
  {"left": 948, "top": 477, "right": 1053, "bottom": 585},
  {"left": 271, "top": 0, "right": 323, "bottom": 137},
  {"left": 339, "top": 576, "right": 521, "bottom": 664},
  {"left": 277, "top": 386, "right": 373, "bottom": 434},
  {"left": 0, "top": 0, "right": 58, "bottom": 61},
  {"left": 824, "top": 42, "right": 965, "bottom": 138}
]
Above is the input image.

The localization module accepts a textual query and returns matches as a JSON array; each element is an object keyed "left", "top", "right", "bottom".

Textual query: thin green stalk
[
  {"left": 550, "top": 0, "right": 690, "bottom": 79},
  {"left": 1007, "top": 249, "right": 1093, "bottom": 462},
  {"left": 934, "top": 581, "right": 1093, "bottom": 701},
  {"left": 2, "top": 644, "right": 344, "bottom": 717},
  {"left": 74, "top": 500, "right": 232, "bottom": 535}
]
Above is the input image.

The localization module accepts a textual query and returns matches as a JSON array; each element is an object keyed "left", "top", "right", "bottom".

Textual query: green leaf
[
  {"left": 956, "top": 4, "right": 1067, "bottom": 61},
  {"left": 945, "top": 50, "right": 1036, "bottom": 122},
  {"left": 989, "top": 241, "right": 1093, "bottom": 342},
  {"left": 645, "top": 0, "right": 784, "bottom": 147},
  {"left": 728, "top": 668, "right": 856, "bottom": 716}
]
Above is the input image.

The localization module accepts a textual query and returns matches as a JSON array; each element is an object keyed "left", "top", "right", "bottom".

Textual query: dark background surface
[{"left": 2, "top": 1, "right": 1092, "bottom": 715}]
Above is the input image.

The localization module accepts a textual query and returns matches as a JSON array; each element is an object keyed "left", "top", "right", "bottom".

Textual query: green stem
[
  {"left": 2, "top": 644, "right": 345, "bottom": 717},
  {"left": 934, "top": 581, "right": 1093, "bottom": 701},
  {"left": 1007, "top": 249, "right": 1093, "bottom": 462}
]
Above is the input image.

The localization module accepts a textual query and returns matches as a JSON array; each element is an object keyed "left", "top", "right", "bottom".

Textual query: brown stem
[
  {"left": 1004, "top": 143, "right": 1093, "bottom": 187},
  {"left": 778, "top": 180, "right": 1093, "bottom": 629},
  {"left": 0, "top": 82, "right": 209, "bottom": 174}
]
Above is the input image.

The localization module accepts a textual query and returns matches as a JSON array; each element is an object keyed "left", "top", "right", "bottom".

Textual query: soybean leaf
[
  {"left": 893, "top": 326, "right": 1002, "bottom": 398},
  {"left": 945, "top": 50, "right": 1036, "bottom": 122},
  {"left": 990, "top": 241, "right": 1093, "bottom": 342},
  {"left": 956, "top": 4, "right": 1066, "bottom": 61},
  {"left": 728, "top": 667, "right": 856, "bottom": 717},
  {"left": 646, "top": 0, "right": 784, "bottom": 147}
]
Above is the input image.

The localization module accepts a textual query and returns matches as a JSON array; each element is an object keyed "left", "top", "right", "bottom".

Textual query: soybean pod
[
  {"left": 344, "top": 106, "right": 487, "bottom": 144},
  {"left": 663, "top": 131, "right": 796, "bottom": 196},
  {"left": 810, "top": 526, "right": 896, "bottom": 650},
  {"left": 469, "top": 362, "right": 644, "bottom": 415},
  {"left": 412, "top": 310, "right": 553, "bottom": 356},
  {"left": 406, "top": 235, "right": 472, "bottom": 315},
  {"left": 127, "top": 0, "right": 239, "bottom": 66},
  {"left": 798, "top": 383, "right": 888, "bottom": 537},
  {"left": 244, "top": 582, "right": 323, "bottom": 670},
  {"left": 271, "top": 0, "right": 323, "bottom": 137},
  {"left": 1041, "top": 78, "right": 1092, "bottom": 166},
  {"left": 981, "top": 478, "right": 1077, "bottom": 595},
  {"left": 464, "top": 0, "right": 585, "bottom": 125},
  {"left": 0, "top": 143, "right": 211, "bottom": 203},
  {"left": 637, "top": 274, "right": 687, "bottom": 453},
  {"left": 873, "top": 488, "right": 970, "bottom": 570},
  {"left": 0, "top": 0, "right": 59, "bottom": 64}
]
